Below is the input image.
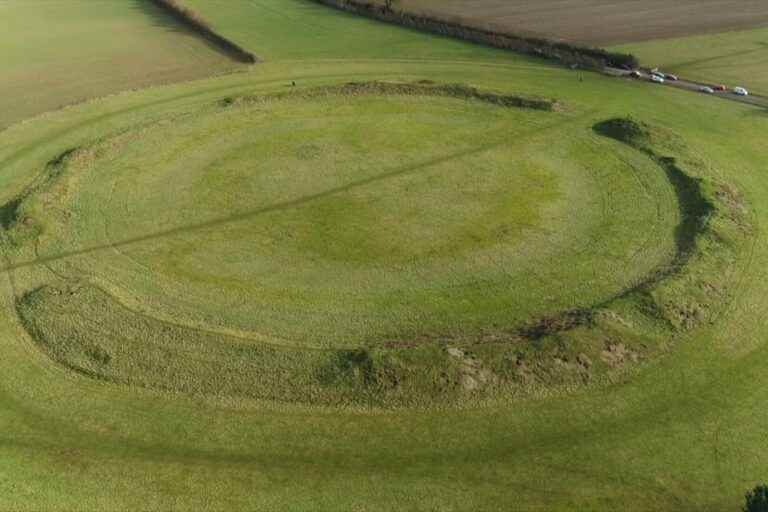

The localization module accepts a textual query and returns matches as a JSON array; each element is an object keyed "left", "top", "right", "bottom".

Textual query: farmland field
[
  {"left": 1, "top": 0, "right": 768, "bottom": 510},
  {"left": 359, "top": 0, "right": 768, "bottom": 45},
  {"left": 0, "top": 0, "right": 236, "bottom": 129}
]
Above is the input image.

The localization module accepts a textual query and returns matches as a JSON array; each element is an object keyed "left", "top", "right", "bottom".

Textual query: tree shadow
[{"left": 125, "top": 0, "right": 246, "bottom": 62}]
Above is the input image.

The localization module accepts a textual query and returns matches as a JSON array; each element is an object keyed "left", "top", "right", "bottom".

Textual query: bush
[{"left": 744, "top": 485, "right": 768, "bottom": 512}]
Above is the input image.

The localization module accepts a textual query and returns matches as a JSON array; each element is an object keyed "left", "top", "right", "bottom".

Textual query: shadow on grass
[
  {"left": 592, "top": 119, "right": 711, "bottom": 271},
  {"left": 126, "top": 0, "right": 245, "bottom": 62}
]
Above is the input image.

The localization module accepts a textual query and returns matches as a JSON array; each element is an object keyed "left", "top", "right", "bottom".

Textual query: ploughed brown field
[{"left": 377, "top": 0, "right": 768, "bottom": 45}]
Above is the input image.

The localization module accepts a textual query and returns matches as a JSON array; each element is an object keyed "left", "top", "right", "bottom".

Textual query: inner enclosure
[{"left": 35, "top": 91, "right": 680, "bottom": 349}]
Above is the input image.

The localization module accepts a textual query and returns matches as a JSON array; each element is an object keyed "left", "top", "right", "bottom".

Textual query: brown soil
[
  {"left": 378, "top": 0, "right": 768, "bottom": 45},
  {"left": 601, "top": 342, "right": 639, "bottom": 368}
]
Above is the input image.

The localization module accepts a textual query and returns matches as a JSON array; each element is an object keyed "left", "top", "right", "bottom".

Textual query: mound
[{"left": 3, "top": 84, "right": 750, "bottom": 407}]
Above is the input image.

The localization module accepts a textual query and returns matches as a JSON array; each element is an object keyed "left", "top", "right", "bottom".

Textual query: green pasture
[
  {"left": 0, "top": 0, "right": 766, "bottom": 510},
  {"left": 182, "top": 0, "right": 520, "bottom": 62},
  {"left": 614, "top": 26, "right": 768, "bottom": 95},
  {"left": 0, "top": 0, "right": 236, "bottom": 129}
]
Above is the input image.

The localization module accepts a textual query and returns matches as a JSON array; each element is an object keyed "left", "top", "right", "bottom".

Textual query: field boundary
[
  {"left": 149, "top": 0, "right": 258, "bottom": 64},
  {"left": 309, "top": 0, "right": 637, "bottom": 69}
]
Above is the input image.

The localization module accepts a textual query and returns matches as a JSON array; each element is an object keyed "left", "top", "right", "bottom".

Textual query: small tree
[
  {"left": 744, "top": 484, "right": 768, "bottom": 512},
  {"left": 383, "top": 0, "right": 399, "bottom": 12}
]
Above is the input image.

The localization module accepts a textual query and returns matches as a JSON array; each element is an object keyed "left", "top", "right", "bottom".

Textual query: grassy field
[
  {"left": 31, "top": 91, "right": 675, "bottom": 348},
  {"left": 0, "top": 0, "right": 767, "bottom": 510},
  {"left": 0, "top": 0, "right": 237, "bottom": 129},
  {"left": 614, "top": 26, "right": 768, "bottom": 96},
  {"left": 183, "top": 0, "right": 524, "bottom": 62}
]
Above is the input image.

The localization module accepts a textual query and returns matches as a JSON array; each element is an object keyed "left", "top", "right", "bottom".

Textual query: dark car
[
  {"left": 665, "top": 74, "right": 679, "bottom": 81},
  {"left": 713, "top": 84, "right": 727, "bottom": 91}
]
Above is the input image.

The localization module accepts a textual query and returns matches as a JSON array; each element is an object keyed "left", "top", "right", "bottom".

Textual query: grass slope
[
  {"left": 0, "top": 0, "right": 237, "bottom": 129},
  {"left": 0, "top": 0, "right": 765, "bottom": 510}
]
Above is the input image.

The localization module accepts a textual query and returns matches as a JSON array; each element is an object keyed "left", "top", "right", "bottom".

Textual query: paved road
[{"left": 605, "top": 67, "right": 768, "bottom": 109}]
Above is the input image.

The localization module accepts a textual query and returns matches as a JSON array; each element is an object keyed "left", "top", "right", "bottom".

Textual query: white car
[
  {"left": 651, "top": 74, "right": 665, "bottom": 84},
  {"left": 734, "top": 87, "right": 749, "bottom": 96},
  {"left": 700, "top": 86, "right": 715, "bottom": 94}
]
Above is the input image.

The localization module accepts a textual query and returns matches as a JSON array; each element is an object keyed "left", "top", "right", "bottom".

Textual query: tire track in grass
[
  {"left": 21, "top": 141, "right": 516, "bottom": 351},
  {"left": 26, "top": 101, "right": 587, "bottom": 349},
  {"left": 581, "top": 133, "right": 676, "bottom": 274}
]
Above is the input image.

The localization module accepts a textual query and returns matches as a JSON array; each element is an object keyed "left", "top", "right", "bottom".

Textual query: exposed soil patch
[
  {"left": 446, "top": 347, "right": 496, "bottom": 391},
  {"left": 601, "top": 342, "right": 639, "bottom": 369},
  {"left": 515, "top": 309, "right": 594, "bottom": 341}
]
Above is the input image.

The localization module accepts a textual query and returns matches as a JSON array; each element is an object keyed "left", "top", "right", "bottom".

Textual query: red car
[{"left": 713, "top": 84, "right": 727, "bottom": 91}]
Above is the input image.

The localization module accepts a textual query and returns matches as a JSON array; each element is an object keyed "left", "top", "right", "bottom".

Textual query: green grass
[
  {"left": 0, "top": 0, "right": 767, "bottom": 510},
  {"left": 613, "top": 26, "right": 768, "bottom": 95},
  {"left": 0, "top": 0, "right": 237, "bottom": 129},
  {"left": 8, "top": 85, "right": 712, "bottom": 406},
  {"left": 28, "top": 91, "right": 675, "bottom": 347},
  {"left": 182, "top": 0, "right": 544, "bottom": 63}
]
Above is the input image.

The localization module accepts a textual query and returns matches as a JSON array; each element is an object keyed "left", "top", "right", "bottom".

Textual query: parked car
[
  {"left": 700, "top": 86, "right": 715, "bottom": 94},
  {"left": 734, "top": 86, "right": 749, "bottom": 96},
  {"left": 630, "top": 70, "right": 642, "bottom": 78},
  {"left": 651, "top": 71, "right": 665, "bottom": 79},
  {"left": 713, "top": 84, "right": 727, "bottom": 91},
  {"left": 665, "top": 74, "right": 679, "bottom": 81},
  {"left": 651, "top": 74, "right": 665, "bottom": 84}
]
